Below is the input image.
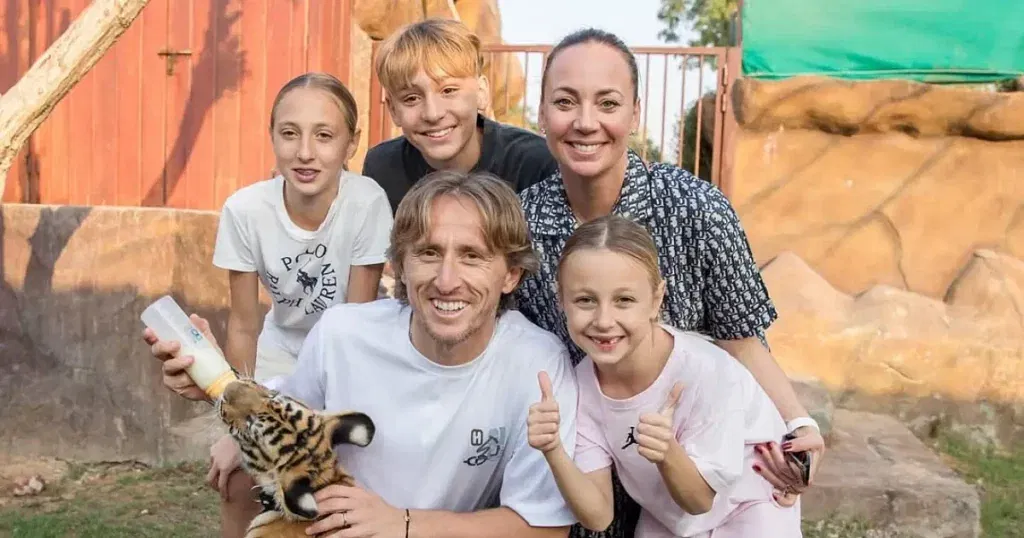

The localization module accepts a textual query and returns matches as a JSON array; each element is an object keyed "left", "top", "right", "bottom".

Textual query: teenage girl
[
  {"left": 528, "top": 215, "right": 803, "bottom": 538},
  {"left": 143, "top": 72, "right": 393, "bottom": 536}
]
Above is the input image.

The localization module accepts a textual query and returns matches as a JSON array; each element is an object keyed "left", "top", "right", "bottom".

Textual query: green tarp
[{"left": 741, "top": 0, "right": 1024, "bottom": 83}]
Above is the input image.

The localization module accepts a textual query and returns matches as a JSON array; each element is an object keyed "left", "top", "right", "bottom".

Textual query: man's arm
[
  {"left": 406, "top": 507, "right": 569, "bottom": 538},
  {"left": 307, "top": 486, "right": 570, "bottom": 538}
]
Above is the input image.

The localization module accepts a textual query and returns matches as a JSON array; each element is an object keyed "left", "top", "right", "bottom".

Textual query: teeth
[
  {"left": 572, "top": 143, "right": 600, "bottom": 153},
  {"left": 426, "top": 127, "right": 453, "bottom": 138},
  {"left": 432, "top": 299, "right": 467, "bottom": 312}
]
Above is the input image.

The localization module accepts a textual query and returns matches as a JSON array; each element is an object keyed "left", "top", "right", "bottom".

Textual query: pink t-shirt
[{"left": 573, "top": 326, "right": 787, "bottom": 537}]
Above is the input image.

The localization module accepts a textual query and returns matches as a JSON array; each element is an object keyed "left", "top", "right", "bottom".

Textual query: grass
[
  {"left": 935, "top": 435, "right": 1024, "bottom": 538},
  {"left": 0, "top": 435, "right": 1020, "bottom": 538},
  {"left": 799, "top": 433, "right": 1024, "bottom": 538},
  {"left": 0, "top": 461, "right": 218, "bottom": 538}
]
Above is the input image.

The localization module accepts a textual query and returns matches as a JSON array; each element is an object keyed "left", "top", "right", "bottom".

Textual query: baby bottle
[{"left": 141, "top": 295, "right": 237, "bottom": 399}]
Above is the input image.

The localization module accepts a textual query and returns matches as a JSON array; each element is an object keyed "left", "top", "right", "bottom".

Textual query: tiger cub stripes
[{"left": 215, "top": 379, "right": 375, "bottom": 538}]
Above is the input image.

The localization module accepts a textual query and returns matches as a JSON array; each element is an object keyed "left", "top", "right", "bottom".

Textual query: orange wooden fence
[{"left": 0, "top": 0, "right": 353, "bottom": 211}]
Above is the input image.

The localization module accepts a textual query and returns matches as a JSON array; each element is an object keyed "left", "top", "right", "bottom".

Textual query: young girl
[
  {"left": 211, "top": 72, "right": 393, "bottom": 383},
  {"left": 528, "top": 215, "right": 803, "bottom": 538}
]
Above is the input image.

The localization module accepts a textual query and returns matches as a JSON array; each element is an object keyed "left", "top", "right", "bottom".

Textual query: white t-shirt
[
  {"left": 212, "top": 172, "right": 393, "bottom": 357},
  {"left": 267, "top": 299, "right": 579, "bottom": 526},
  {"left": 574, "top": 325, "right": 786, "bottom": 538}
]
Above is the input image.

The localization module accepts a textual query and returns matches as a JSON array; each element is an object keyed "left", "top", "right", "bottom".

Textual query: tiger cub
[{"left": 215, "top": 378, "right": 375, "bottom": 538}]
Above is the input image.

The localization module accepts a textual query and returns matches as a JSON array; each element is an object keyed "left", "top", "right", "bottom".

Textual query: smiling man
[
  {"left": 362, "top": 18, "right": 558, "bottom": 214},
  {"left": 148, "top": 170, "right": 579, "bottom": 538}
]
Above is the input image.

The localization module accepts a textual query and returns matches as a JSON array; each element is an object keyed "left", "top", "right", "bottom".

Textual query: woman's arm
[
  {"left": 223, "top": 270, "right": 263, "bottom": 376},
  {"left": 346, "top": 263, "right": 384, "bottom": 303}
]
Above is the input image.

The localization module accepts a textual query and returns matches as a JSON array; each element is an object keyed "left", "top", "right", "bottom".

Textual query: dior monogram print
[{"left": 513, "top": 150, "right": 778, "bottom": 538}]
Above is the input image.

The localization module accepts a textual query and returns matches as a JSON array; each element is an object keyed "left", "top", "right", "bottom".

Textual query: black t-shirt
[{"left": 361, "top": 115, "right": 558, "bottom": 214}]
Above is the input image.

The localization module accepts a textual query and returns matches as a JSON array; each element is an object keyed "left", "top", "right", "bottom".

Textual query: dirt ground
[
  {"left": 0, "top": 435, "right": 1020, "bottom": 538},
  {"left": 0, "top": 456, "right": 218, "bottom": 537}
]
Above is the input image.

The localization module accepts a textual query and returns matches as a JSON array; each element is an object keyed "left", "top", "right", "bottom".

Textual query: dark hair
[
  {"left": 269, "top": 72, "right": 359, "bottom": 135},
  {"left": 541, "top": 28, "right": 639, "bottom": 102}
]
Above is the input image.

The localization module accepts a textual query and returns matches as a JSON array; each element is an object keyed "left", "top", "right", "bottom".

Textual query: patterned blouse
[
  {"left": 513, "top": 150, "right": 778, "bottom": 538},
  {"left": 515, "top": 149, "right": 777, "bottom": 366}
]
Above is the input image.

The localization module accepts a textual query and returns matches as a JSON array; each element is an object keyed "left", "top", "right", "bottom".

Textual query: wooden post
[
  {"left": 718, "top": 46, "right": 742, "bottom": 199},
  {"left": 0, "top": 0, "right": 151, "bottom": 199}
]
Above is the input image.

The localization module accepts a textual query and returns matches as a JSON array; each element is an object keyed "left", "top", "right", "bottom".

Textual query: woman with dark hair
[{"left": 514, "top": 28, "right": 824, "bottom": 538}]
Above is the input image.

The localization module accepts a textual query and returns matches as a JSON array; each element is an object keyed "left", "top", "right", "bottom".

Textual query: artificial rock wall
[{"left": 730, "top": 76, "right": 1024, "bottom": 448}]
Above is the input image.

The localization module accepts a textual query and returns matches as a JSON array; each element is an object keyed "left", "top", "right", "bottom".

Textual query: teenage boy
[{"left": 362, "top": 18, "right": 557, "bottom": 213}]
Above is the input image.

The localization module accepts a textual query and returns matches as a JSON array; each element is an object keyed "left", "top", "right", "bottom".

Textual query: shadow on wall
[
  {"left": 143, "top": 0, "right": 247, "bottom": 206},
  {"left": 0, "top": 204, "right": 238, "bottom": 465}
]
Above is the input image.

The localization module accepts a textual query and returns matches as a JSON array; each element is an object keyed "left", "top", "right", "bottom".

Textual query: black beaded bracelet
[{"left": 404, "top": 508, "right": 411, "bottom": 538}]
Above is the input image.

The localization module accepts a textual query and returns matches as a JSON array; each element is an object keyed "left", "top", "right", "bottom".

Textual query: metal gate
[{"left": 368, "top": 43, "right": 741, "bottom": 195}]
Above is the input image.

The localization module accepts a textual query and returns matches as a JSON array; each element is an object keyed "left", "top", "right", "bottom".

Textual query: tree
[
  {"left": 0, "top": 0, "right": 151, "bottom": 199},
  {"left": 657, "top": 0, "right": 738, "bottom": 47}
]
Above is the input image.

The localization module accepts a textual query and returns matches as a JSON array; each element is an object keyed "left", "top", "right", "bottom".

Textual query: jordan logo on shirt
[
  {"left": 621, "top": 426, "right": 638, "bottom": 450},
  {"left": 263, "top": 242, "right": 338, "bottom": 315}
]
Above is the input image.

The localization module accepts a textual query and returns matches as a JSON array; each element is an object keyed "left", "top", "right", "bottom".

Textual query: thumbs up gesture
[
  {"left": 636, "top": 382, "right": 684, "bottom": 464},
  {"left": 528, "top": 371, "right": 562, "bottom": 454}
]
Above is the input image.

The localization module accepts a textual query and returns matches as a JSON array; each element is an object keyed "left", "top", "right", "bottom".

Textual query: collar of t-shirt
[
  {"left": 529, "top": 149, "right": 656, "bottom": 237},
  {"left": 402, "top": 114, "right": 498, "bottom": 179}
]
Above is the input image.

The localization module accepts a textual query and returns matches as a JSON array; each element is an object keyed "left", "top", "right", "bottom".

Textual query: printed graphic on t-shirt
[
  {"left": 621, "top": 426, "right": 639, "bottom": 450},
  {"left": 262, "top": 242, "right": 339, "bottom": 316},
  {"left": 463, "top": 427, "right": 507, "bottom": 467}
]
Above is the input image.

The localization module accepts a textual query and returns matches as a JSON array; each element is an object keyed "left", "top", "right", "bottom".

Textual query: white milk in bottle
[{"left": 141, "top": 295, "right": 237, "bottom": 399}]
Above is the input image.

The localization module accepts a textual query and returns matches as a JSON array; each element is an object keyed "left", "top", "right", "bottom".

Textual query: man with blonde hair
[
  {"left": 362, "top": 18, "right": 557, "bottom": 214},
  {"left": 147, "top": 170, "right": 578, "bottom": 538}
]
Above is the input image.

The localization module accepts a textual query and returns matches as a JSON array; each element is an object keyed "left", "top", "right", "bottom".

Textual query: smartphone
[{"left": 781, "top": 432, "right": 812, "bottom": 485}]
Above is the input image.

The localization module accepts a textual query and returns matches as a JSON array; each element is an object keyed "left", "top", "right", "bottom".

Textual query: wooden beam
[{"left": 0, "top": 0, "right": 151, "bottom": 199}]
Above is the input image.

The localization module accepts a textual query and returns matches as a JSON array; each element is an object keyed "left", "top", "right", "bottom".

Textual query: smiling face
[
  {"left": 539, "top": 41, "right": 640, "bottom": 182},
  {"left": 558, "top": 247, "right": 665, "bottom": 368},
  {"left": 386, "top": 69, "right": 489, "bottom": 172},
  {"left": 270, "top": 86, "right": 358, "bottom": 201},
  {"left": 400, "top": 194, "right": 521, "bottom": 358}
]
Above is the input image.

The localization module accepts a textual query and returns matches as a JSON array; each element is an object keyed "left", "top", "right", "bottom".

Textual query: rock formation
[{"left": 731, "top": 76, "right": 1024, "bottom": 300}]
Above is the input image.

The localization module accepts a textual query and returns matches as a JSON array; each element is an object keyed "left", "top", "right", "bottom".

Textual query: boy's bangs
[{"left": 378, "top": 41, "right": 480, "bottom": 93}]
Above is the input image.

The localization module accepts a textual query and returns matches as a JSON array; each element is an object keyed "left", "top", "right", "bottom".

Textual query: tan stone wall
[
  {"left": 732, "top": 76, "right": 1024, "bottom": 299},
  {"left": 0, "top": 204, "right": 244, "bottom": 464},
  {"left": 730, "top": 76, "right": 1024, "bottom": 448}
]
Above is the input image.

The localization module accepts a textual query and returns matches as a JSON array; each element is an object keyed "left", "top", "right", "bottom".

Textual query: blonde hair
[
  {"left": 557, "top": 215, "right": 662, "bottom": 289},
  {"left": 374, "top": 18, "right": 483, "bottom": 94},
  {"left": 269, "top": 72, "right": 359, "bottom": 135},
  {"left": 387, "top": 170, "right": 539, "bottom": 313}
]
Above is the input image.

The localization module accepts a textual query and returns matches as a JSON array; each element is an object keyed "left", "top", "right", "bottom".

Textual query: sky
[
  {"left": 494, "top": 0, "right": 715, "bottom": 156},
  {"left": 496, "top": 0, "right": 673, "bottom": 47}
]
